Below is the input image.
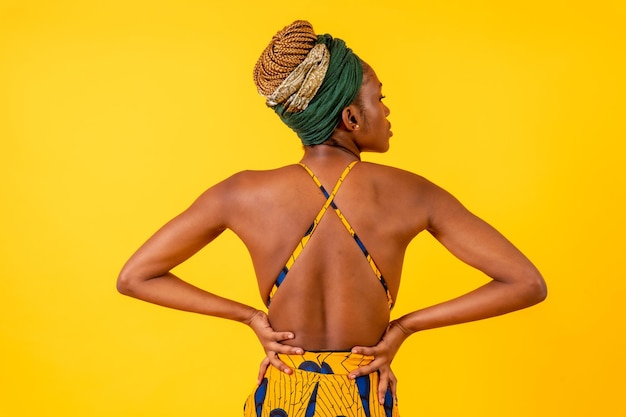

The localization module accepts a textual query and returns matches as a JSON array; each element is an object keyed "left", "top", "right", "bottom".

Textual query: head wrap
[{"left": 254, "top": 21, "right": 363, "bottom": 146}]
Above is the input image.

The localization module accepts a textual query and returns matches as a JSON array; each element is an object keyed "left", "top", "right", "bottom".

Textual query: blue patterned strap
[
  {"left": 267, "top": 162, "right": 394, "bottom": 310},
  {"left": 299, "top": 162, "right": 394, "bottom": 310},
  {"left": 267, "top": 162, "right": 358, "bottom": 306}
]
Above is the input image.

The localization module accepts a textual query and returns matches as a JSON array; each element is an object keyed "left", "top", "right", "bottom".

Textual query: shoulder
[
  {"left": 190, "top": 165, "right": 303, "bottom": 215},
  {"left": 357, "top": 162, "right": 470, "bottom": 223},
  {"left": 201, "top": 165, "right": 301, "bottom": 194},
  {"left": 358, "top": 161, "right": 427, "bottom": 182},
  {"left": 356, "top": 162, "right": 444, "bottom": 200}
]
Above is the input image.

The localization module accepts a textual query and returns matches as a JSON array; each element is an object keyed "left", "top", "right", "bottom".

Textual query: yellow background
[{"left": 2, "top": 1, "right": 624, "bottom": 415}]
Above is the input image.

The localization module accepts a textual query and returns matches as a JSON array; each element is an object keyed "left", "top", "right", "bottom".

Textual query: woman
[{"left": 117, "top": 20, "right": 546, "bottom": 417}]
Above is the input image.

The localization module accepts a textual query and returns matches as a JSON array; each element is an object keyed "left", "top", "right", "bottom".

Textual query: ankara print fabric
[{"left": 243, "top": 352, "right": 399, "bottom": 417}]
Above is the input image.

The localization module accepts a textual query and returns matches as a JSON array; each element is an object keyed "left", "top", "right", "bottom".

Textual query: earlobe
[
  {"left": 350, "top": 115, "right": 359, "bottom": 129},
  {"left": 342, "top": 106, "right": 361, "bottom": 131}
]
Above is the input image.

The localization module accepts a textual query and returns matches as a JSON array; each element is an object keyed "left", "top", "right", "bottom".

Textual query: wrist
[
  {"left": 390, "top": 318, "right": 415, "bottom": 338},
  {"left": 241, "top": 308, "right": 263, "bottom": 326}
]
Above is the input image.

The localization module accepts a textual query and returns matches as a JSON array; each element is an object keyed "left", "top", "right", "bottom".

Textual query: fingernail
[{"left": 296, "top": 349, "right": 303, "bottom": 354}]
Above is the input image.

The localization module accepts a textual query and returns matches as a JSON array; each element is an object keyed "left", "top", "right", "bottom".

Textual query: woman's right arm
[{"left": 350, "top": 176, "right": 547, "bottom": 401}]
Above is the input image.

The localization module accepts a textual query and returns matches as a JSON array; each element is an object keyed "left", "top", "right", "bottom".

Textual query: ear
[{"left": 340, "top": 104, "right": 362, "bottom": 131}]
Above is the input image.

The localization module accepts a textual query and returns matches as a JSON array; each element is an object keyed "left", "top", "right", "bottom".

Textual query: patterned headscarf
[{"left": 254, "top": 21, "right": 363, "bottom": 146}]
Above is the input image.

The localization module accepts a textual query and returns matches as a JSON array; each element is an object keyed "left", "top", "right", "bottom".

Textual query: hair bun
[{"left": 253, "top": 20, "right": 318, "bottom": 96}]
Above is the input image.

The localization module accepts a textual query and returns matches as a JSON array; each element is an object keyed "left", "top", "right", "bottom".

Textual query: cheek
[{"left": 375, "top": 107, "right": 387, "bottom": 126}]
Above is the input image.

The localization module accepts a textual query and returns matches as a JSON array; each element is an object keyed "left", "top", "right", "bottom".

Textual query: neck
[
  {"left": 302, "top": 141, "right": 361, "bottom": 165},
  {"left": 302, "top": 132, "right": 362, "bottom": 162}
]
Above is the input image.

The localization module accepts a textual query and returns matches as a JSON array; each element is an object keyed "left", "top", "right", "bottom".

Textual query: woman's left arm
[{"left": 117, "top": 178, "right": 302, "bottom": 370}]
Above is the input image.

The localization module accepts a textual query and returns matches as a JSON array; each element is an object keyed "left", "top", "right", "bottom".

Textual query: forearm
[
  {"left": 117, "top": 272, "right": 258, "bottom": 324},
  {"left": 395, "top": 277, "right": 546, "bottom": 335}
]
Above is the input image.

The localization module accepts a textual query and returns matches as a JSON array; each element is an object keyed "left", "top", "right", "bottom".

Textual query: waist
[
  {"left": 268, "top": 306, "right": 390, "bottom": 351},
  {"left": 277, "top": 351, "right": 374, "bottom": 375}
]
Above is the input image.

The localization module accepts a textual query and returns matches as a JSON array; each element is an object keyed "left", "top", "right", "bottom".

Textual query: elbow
[
  {"left": 116, "top": 268, "right": 138, "bottom": 297},
  {"left": 523, "top": 269, "right": 548, "bottom": 306},
  {"left": 537, "top": 277, "right": 548, "bottom": 303}
]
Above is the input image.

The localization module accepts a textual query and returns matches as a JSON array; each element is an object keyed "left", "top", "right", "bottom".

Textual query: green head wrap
[{"left": 272, "top": 34, "right": 363, "bottom": 146}]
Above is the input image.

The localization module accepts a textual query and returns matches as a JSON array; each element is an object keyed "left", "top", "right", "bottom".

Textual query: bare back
[{"left": 223, "top": 159, "right": 430, "bottom": 350}]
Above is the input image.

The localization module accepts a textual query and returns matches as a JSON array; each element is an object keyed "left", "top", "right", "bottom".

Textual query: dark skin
[{"left": 118, "top": 62, "right": 547, "bottom": 405}]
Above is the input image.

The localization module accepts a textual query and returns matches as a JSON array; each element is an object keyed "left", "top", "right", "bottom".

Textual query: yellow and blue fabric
[
  {"left": 267, "top": 161, "right": 394, "bottom": 310},
  {"left": 243, "top": 351, "right": 400, "bottom": 417}
]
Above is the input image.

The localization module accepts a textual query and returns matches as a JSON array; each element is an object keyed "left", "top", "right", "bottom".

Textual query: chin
[{"left": 371, "top": 145, "right": 390, "bottom": 153}]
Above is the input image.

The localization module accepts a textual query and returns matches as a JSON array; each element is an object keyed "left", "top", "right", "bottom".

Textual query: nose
[{"left": 384, "top": 102, "right": 390, "bottom": 117}]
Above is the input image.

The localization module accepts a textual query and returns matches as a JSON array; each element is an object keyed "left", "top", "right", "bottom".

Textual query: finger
[
  {"left": 257, "top": 357, "right": 270, "bottom": 385},
  {"left": 270, "top": 342, "right": 304, "bottom": 355},
  {"left": 351, "top": 345, "right": 377, "bottom": 356},
  {"left": 388, "top": 373, "right": 398, "bottom": 404},
  {"left": 272, "top": 331, "right": 296, "bottom": 342},
  {"left": 348, "top": 361, "right": 381, "bottom": 380},
  {"left": 377, "top": 370, "right": 389, "bottom": 405},
  {"left": 267, "top": 352, "right": 293, "bottom": 375}
]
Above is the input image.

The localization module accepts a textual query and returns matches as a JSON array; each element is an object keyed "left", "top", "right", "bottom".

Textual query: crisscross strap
[{"left": 267, "top": 161, "right": 394, "bottom": 310}]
